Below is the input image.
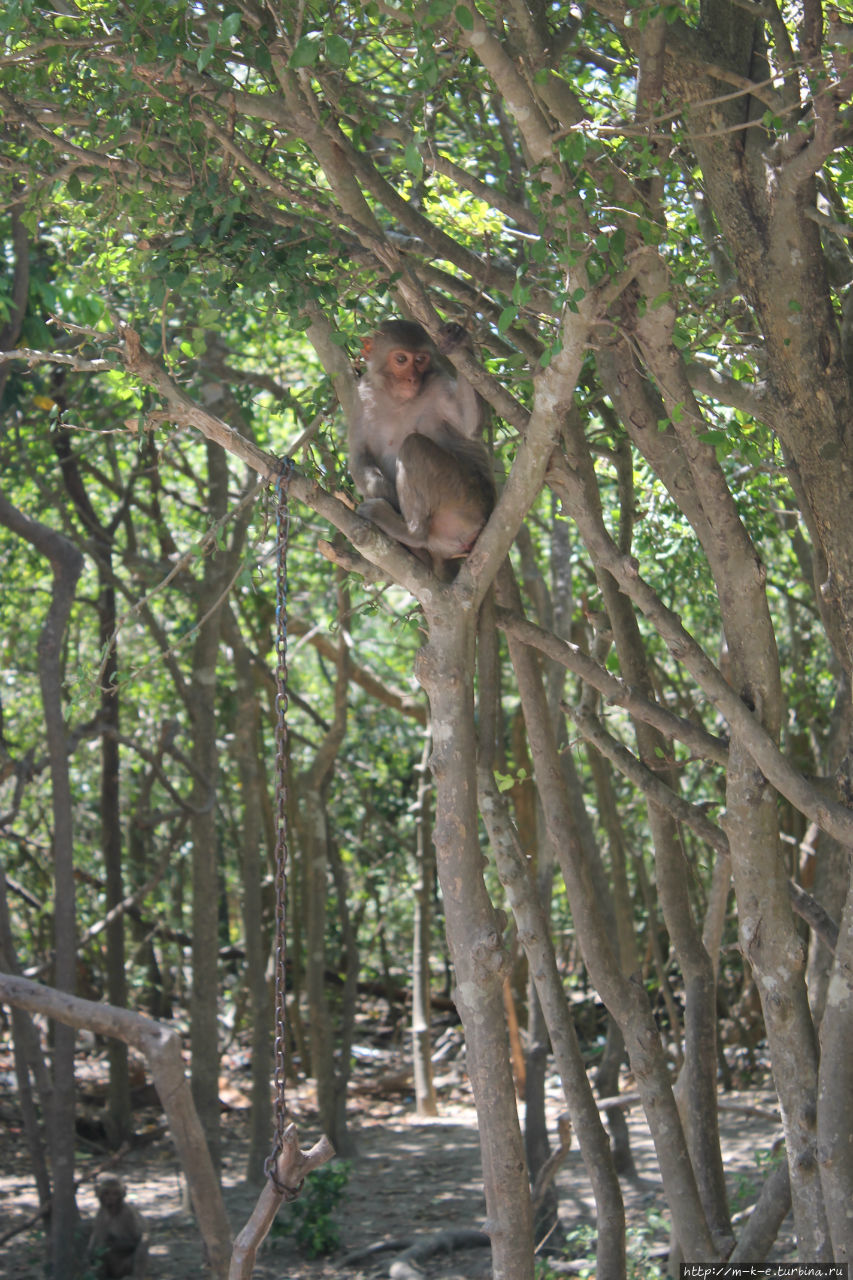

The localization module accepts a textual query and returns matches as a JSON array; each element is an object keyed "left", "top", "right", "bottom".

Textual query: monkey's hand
[
  {"left": 436, "top": 321, "right": 473, "bottom": 355},
  {"left": 353, "top": 463, "right": 398, "bottom": 506}
]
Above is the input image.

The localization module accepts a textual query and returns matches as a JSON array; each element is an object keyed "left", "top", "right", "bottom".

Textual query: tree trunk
[
  {"left": 54, "top": 427, "right": 132, "bottom": 1146},
  {"left": 501, "top": 564, "right": 717, "bottom": 1261},
  {"left": 411, "top": 730, "right": 438, "bottom": 1116},
  {"left": 298, "top": 576, "right": 353, "bottom": 1154},
  {"left": 0, "top": 972, "right": 232, "bottom": 1280},
  {"left": 189, "top": 438, "right": 232, "bottom": 1174},
  {"left": 302, "top": 778, "right": 335, "bottom": 1120},
  {"left": 0, "top": 877, "right": 51, "bottom": 1210},
  {"left": 586, "top": 751, "right": 638, "bottom": 1175},
  {"left": 817, "top": 875, "right": 853, "bottom": 1263},
  {"left": 329, "top": 835, "right": 358, "bottom": 1149},
  {"left": 127, "top": 720, "right": 179, "bottom": 1021},
  {"left": 0, "top": 491, "right": 84, "bottom": 1278},
  {"left": 223, "top": 607, "right": 272, "bottom": 1184},
  {"left": 418, "top": 600, "right": 534, "bottom": 1280},
  {"left": 601, "top": 569, "right": 730, "bottom": 1249},
  {"left": 523, "top": 982, "right": 559, "bottom": 1249}
]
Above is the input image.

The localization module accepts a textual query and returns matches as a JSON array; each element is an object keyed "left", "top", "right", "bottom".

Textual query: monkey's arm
[
  {"left": 131, "top": 1216, "right": 150, "bottom": 1279},
  {"left": 436, "top": 322, "right": 483, "bottom": 438},
  {"left": 86, "top": 1213, "right": 106, "bottom": 1260},
  {"left": 358, "top": 497, "right": 430, "bottom": 548},
  {"left": 348, "top": 388, "right": 400, "bottom": 503},
  {"left": 349, "top": 447, "right": 398, "bottom": 504}
]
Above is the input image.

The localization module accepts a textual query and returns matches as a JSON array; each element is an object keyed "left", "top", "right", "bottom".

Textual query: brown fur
[
  {"left": 349, "top": 320, "right": 494, "bottom": 573},
  {"left": 87, "top": 1178, "right": 149, "bottom": 1279}
]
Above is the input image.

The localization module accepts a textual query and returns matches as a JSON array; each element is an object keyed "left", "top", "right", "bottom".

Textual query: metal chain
[{"left": 265, "top": 458, "right": 297, "bottom": 1194}]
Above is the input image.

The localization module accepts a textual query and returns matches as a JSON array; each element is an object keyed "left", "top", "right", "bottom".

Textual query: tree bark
[
  {"left": 297, "top": 577, "right": 353, "bottom": 1154},
  {"left": 54, "top": 427, "right": 132, "bottom": 1147},
  {"left": 500, "top": 562, "right": 717, "bottom": 1261},
  {"left": 223, "top": 607, "right": 272, "bottom": 1184},
  {"left": 0, "top": 490, "right": 83, "bottom": 1278},
  {"left": 188, "top": 438, "right": 231, "bottom": 1174},
  {"left": 411, "top": 730, "right": 438, "bottom": 1117},
  {"left": 817, "top": 874, "right": 853, "bottom": 1263},
  {"left": 598, "top": 564, "right": 731, "bottom": 1250},
  {"left": 478, "top": 756, "right": 626, "bottom": 1278},
  {"left": 419, "top": 600, "right": 534, "bottom": 1280},
  {"left": 0, "top": 878, "right": 51, "bottom": 1211},
  {"left": 0, "top": 972, "right": 232, "bottom": 1279}
]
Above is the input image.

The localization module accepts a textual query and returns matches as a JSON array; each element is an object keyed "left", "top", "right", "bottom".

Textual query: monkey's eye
[{"left": 393, "top": 353, "right": 409, "bottom": 365}]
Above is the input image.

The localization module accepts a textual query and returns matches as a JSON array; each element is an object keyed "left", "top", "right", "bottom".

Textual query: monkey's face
[
  {"left": 97, "top": 1181, "right": 126, "bottom": 1215},
  {"left": 385, "top": 347, "right": 432, "bottom": 401}
]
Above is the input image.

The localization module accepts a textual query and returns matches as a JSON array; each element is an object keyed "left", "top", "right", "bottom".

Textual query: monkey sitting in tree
[
  {"left": 349, "top": 319, "right": 495, "bottom": 576},
  {"left": 86, "top": 1177, "right": 149, "bottom": 1279}
]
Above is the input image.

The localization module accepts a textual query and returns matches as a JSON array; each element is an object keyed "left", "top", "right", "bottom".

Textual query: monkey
[
  {"left": 348, "top": 319, "right": 495, "bottom": 574},
  {"left": 87, "top": 1178, "right": 149, "bottom": 1279}
]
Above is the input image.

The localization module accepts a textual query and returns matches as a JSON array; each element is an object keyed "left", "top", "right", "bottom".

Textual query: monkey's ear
[{"left": 361, "top": 337, "right": 373, "bottom": 359}]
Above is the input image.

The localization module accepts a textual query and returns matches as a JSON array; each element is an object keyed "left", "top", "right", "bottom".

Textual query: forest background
[{"left": 1, "top": 0, "right": 853, "bottom": 1278}]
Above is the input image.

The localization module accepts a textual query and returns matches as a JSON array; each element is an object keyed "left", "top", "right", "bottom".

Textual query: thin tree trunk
[
  {"left": 302, "top": 777, "right": 334, "bottom": 1120},
  {"left": 188, "top": 440, "right": 231, "bottom": 1174},
  {"left": 585, "top": 750, "right": 638, "bottom": 1175},
  {"left": 100, "top": 628, "right": 133, "bottom": 1148},
  {"left": 411, "top": 729, "right": 438, "bottom": 1116},
  {"left": 223, "top": 607, "right": 272, "bottom": 1184},
  {"left": 0, "top": 491, "right": 84, "bottom": 1278},
  {"left": 127, "top": 721, "right": 178, "bottom": 1020},
  {"left": 419, "top": 601, "right": 534, "bottom": 1280},
  {"left": 0, "top": 877, "right": 51, "bottom": 1209},
  {"left": 817, "top": 873, "right": 853, "bottom": 1263},
  {"left": 0, "top": 972, "right": 232, "bottom": 1280},
  {"left": 298, "top": 577, "right": 353, "bottom": 1154},
  {"left": 806, "top": 675, "right": 851, "bottom": 1026},
  {"left": 611, "top": 236, "right": 832, "bottom": 1260},
  {"left": 500, "top": 563, "right": 717, "bottom": 1261},
  {"left": 480, "top": 581, "right": 623, "bottom": 1271},
  {"left": 329, "top": 835, "right": 358, "bottom": 1149},
  {"left": 566, "top": 406, "right": 730, "bottom": 1245},
  {"left": 54, "top": 427, "right": 132, "bottom": 1146},
  {"left": 478, "top": 760, "right": 627, "bottom": 1278},
  {"left": 729, "top": 1161, "right": 792, "bottom": 1265}
]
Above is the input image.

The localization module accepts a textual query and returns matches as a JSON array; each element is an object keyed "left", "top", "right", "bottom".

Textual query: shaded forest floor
[{"left": 0, "top": 1033, "right": 795, "bottom": 1279}]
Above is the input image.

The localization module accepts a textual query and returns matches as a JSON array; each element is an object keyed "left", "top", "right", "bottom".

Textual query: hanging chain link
[{"left": 265, "top": 458, "right": 298, "bottom": 1196}]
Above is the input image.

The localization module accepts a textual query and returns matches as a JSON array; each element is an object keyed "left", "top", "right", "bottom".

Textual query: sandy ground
[{"left": 0, "top": 1052, "right": 795, "bottom": 1279}]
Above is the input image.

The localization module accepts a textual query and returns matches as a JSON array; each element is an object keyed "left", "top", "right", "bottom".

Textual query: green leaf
[
  {"left": 609, "top": 227, "right": 626, "bottom": 264},
  {"left": 291, "top": 34, "right": 321, "bottom": 68},
  {"left": 404, "top": 140, "right": 423, "bottom": 177},
  {"left": 455, "top": 4, "right": 474, "bottom": 30},
  {"left": 325, "top": 34, "right": 350, "bottom": 66},
  {"left": 498, "top": 305, "right": 517, "bottom": 334},
  {"left": 221, "top": 12, "right": 241, "bottom": 40}
]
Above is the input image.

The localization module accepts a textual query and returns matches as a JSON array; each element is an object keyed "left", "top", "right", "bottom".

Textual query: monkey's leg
[{"left": 397, "top": 436, "right": 491, "bottom": 558}]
